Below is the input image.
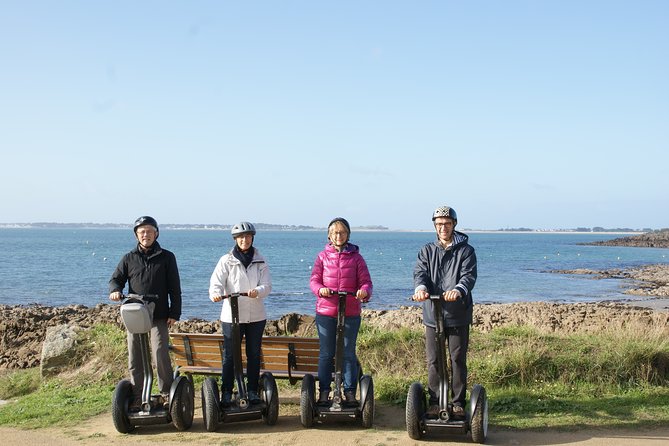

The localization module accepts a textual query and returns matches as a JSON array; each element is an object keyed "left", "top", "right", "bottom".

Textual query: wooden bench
[{"left": 170, "top": 332, "right": 320, "bottom": 385}]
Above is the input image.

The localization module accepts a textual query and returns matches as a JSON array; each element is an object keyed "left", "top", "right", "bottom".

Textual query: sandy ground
[{"left": 1, "top": 392, "right": 669, "bottom": 446}]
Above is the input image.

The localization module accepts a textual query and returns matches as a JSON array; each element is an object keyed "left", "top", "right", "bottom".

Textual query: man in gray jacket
[{"left": 413, "top": 205, "right": 477, "bottom": 419}]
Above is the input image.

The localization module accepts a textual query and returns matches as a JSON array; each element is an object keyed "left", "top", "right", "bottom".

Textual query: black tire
[
  {"left": 111, "top": 379, "right": 135, "bottom": 434},
  {"left": 405, "top": 382, "right": 425, "bottom": 440},
  {"left": 171, "top": 377, "right": 194, "bottom": 431},
  {"left": 360, "top": 375, "right": 374, "bottom": 428},
  {"left": 260, "top": 372, "right": 279, "bottom": 426},
  {"left": 300, "top": 373, "right": 316, "bottom": 428},
  {"left": 470, "top": 385, "right": 489, "bottom": 444},
  {"left": 201, "top": 377, "right": 220, "bottom": 432}
]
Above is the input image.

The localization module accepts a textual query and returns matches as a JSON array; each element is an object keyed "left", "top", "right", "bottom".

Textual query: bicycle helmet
[
  {"left": 231, "top": 221, "right": 256, "bottom": 238},
  {"left": 133, "top": 216, "right": 159, "bottom": 235},
  {"left": 432, "top": 206, "right": 457, "bottom": 224}
]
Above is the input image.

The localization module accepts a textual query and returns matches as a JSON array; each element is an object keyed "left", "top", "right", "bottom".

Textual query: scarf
[{"left": 232, "top": 245, "right": 255, "bottom": 269}]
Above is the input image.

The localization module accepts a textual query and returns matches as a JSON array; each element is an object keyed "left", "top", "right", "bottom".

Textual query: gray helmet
[
  {"left": 432, "top": 206, "right": 457, "bottom": 224},
  {"left": 231, "top": 221, "right": 256, "bottom": 238},
  {"left": 133, "top": 216, "right": 159, "bottom": 235}
]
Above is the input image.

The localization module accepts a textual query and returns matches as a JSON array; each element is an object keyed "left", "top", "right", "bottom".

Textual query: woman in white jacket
[{"left": 209, "top": 221, "right": 272, "bottom": 405}]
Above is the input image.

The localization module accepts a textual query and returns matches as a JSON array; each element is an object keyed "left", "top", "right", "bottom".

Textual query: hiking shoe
[
  {"left": 318, "top": 390, "right": 330, "bottom": 405},
  {"left": 452, "top": 404, "right": 465, "bottom": 420},
  {"left": 344, "top": 390, "right": 358, "bottom": 405},
  {"left": 426, "top": 404, "right": 440, "bottom": 419},
  {"left": 221, "top": 390, "right": 233, "bottom": 408},
  {"left": 248, "top": 390, "right": 261, "bottom": 405}
]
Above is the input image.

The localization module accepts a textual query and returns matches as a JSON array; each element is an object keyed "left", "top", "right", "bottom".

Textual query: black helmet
[
  {"left": 133, "top": 216, "right": 159, "bottom": 235},
  {"left": 328, "top": 217, "right": 351, "bottom": 233},
  {"left": 432, "top": 206, "right": 457, "bottom": 224},
  {"left": 231, "top": 221, "right": 256, "bottom": 238}
]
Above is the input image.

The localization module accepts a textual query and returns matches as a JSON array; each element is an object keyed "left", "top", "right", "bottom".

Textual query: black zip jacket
[{"left": 109, "top": 241, "right": 182, "bottom": 321}]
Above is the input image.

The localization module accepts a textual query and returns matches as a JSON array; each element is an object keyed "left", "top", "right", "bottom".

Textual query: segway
[
  {"left": 406, "top": 295, "right": 488, "bottom": 443},
  {"left": 111, "top": 294, "right": 194, "bottom": 433},
  {"left": 300, "top": 290, "right": 374, "bottom": 428},
  {"left": 201, "top": 292, "right": 279, "bottom": 432}
]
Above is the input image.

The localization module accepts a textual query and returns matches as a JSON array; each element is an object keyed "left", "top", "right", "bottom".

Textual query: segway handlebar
[
  {"left": 324, "top": 289, "right": 370, "bottom": 303},
  {"left": 327, "top": 289, "right": 356, "bottom": 296},
  {"left": 219, "top": 292, "right": 250, "bottom": 299},
  {"left": 409, "top": 294, "right": 442, "bottom": 302},
  {"left": 120, "top": 293, "right": 159, "bottom": 304}
]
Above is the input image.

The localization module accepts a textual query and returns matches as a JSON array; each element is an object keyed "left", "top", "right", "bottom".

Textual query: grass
[{"left": 1, "top": 319, "right": 668, "bottom": 430}]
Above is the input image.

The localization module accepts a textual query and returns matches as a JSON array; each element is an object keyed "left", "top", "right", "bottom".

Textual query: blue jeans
[
  {"left": 316, "top": 314, "right": 361, "bottom": 393},
  {"left": 221, "top": 319, "right": 266, "bottom": 393}
]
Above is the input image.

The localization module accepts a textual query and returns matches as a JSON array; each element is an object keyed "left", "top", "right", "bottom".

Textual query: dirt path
[{"left": 2, "top": 396, "right": 668, "bottom": 446}]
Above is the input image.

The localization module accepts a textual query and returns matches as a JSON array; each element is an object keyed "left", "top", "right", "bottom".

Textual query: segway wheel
[
  {"left": 171, "top": 377, "right": 194, "bottom": 431},
  {"left": 300, "top": 373, "right": 316, "bottom": 428},
  {"left": 201, "top": 377, "right": 220, "bottom": 432},
  {"left": 260, "top": 372, "right": 279, "bottom": 425},
  {"left": 360, "top": 374, "right": 374, "bottom": 428},
  {"left": 111, "top": 379, "right": 135, "bottom": 434},
  {"left": 405, "top": 381, "right": 425, "bottom": 440},
  {"left": 470, "top": 385, "right": 489, "bottom": 444}
]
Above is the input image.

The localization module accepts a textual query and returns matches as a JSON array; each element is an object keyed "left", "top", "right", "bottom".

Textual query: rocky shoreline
[
  {"left": 1, "top": 264, "right": 668, "bottom": 371},
  {"left": 582, "top": 229, "right": 669, "bottom": 248}
]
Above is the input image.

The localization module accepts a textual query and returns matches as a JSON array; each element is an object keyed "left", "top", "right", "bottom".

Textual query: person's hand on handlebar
[
  {"left": 356, "top": 289, "right": 368, "bottom": 302},
  {"left": 248, "top": 288, "right": 259, "bottom": 298},
  {"left": 442, "top": 289, "right": 462, "bottom": 302},
  {"left": 318, "top": 288, "right": 331, "bottom": 297},
  {"left": 412, "top": 290, "right": 430, "bottom": 302},
  {"left": 109, "top": 291, "right": 122, "bottom": 302},
  {"left": 211, "top": 295, "right": 224, "bottom": 302}
]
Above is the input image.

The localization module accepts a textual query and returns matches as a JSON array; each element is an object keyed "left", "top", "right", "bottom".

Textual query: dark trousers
[
  {"left": 425, "top": 324, "right": 469, "bottom": 407},
  {"left": 221, "top": 319, "right": 266, "bottom": 393}
]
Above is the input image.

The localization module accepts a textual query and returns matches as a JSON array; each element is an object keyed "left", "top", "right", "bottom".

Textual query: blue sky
[{"left": 1, "top": 1, "right": 667, "bottom": 230}]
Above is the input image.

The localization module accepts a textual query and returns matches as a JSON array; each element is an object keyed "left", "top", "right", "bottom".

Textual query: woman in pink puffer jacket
[{"left": 309, "top": 217, "right": 373, "bottom": 406}]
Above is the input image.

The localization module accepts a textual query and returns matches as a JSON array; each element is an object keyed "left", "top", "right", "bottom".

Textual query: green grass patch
[
  {"left": 0, "top": 379, "right": 113, "bottom": 428},
  {"left": 0, "top": 368, "right": 41, "bottom": 399}
]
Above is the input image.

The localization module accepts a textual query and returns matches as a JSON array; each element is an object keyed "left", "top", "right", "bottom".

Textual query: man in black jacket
[
  {"left": 109, "top": 216, "right": 182, "bottom": 410},
  {"left": 413, "top": 205, "right": 477, "bottom": 420}
]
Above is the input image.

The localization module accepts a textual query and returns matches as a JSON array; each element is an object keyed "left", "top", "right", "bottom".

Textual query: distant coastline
[{"left": 0, "top": 222, "right": 652, "bottom": 234}]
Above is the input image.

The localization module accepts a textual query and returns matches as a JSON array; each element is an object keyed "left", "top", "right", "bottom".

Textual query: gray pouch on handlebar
[{"left": 121, "top": 301, "right": 155, "bottom": 334}]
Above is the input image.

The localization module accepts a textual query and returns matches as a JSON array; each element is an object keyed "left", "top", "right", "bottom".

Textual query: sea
[{"left": 1, "top": 228, "right": 667, "bottom": 321}]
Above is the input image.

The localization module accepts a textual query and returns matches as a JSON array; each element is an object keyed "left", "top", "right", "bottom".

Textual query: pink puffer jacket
[{"left": 310, "top": 242, "right": 373, "bottom": 317}]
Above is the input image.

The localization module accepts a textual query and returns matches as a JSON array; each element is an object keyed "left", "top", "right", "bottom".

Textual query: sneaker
[
  {"left": 221, "top": 390, "right": 233, "bottom": 407},
  {"left": 452, "top": 404, "right": 465, "bottom": 420},
  {"left": 344, "top": 390, "right": 358, "bottom": 405},
  {"left": 426, "top": 404, "right": 440, "bottom": 419},
  {"left": 248, "top": 390, "right": 261, "bottom": 405},
  {"left": 161, "top": 393, "right": 170, "bottom": 409},
  {"left": 318, "top": 390, "right": 330, "bottom": 405}
]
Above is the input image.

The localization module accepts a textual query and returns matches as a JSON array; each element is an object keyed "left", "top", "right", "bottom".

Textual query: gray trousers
[
  {"left": 425, "top": 324, "right": 469, "bottom": 407},
  {"left": 127, "top": 318, "right": 173, "bottom": 398}
]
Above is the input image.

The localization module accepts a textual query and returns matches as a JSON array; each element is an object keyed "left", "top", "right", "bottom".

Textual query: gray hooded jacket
[{"left": 413, "top": 231, "right": 477, "bottom": 328}]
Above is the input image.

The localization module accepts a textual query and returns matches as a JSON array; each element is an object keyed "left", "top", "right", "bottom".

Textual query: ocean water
[{"left": 1, "top": 228, "right": 667, "bottom": 321}]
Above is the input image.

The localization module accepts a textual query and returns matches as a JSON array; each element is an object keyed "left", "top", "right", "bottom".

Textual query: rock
[
  {"left": 40, "top": 324, "right": 80, "bottom": 377},
  {"left": 583, "top": 230, "right": 669, "bottom": 248}
]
